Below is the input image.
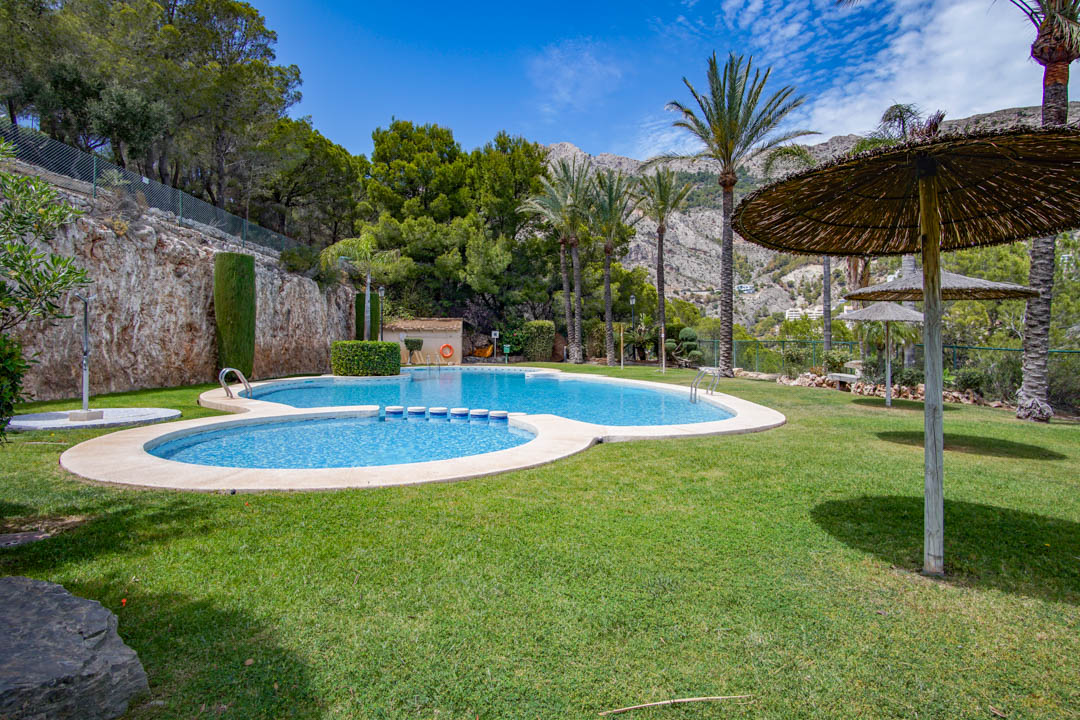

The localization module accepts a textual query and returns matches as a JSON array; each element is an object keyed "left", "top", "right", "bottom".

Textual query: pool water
[
  {"left": 248, "top": 369, "right": 732, "bottom": 426},
  {"left": 150, "top": 415, "right": 534, "bottom": 469}
]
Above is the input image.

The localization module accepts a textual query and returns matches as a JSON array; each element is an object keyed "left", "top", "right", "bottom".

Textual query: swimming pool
[
  {"left": 149, "top": 414, "right": 534, "bottom": 469},
  {"left": 247, "top": 369, "right": 733, "bottom": 426}
]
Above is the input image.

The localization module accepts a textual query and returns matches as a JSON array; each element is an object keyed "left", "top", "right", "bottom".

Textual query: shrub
[
  {"left": 403, "top": 337, "right": 423, "bottom": 353},
  {"left": 895, "top": 366, "right": 925, "bottom": 388},
  {"left": 953, "top": 367, "right": 986, "bottom": 394},
  {"left": 213, "top": 252, "right": 255, "bottom": 376},
  {"left": 824, "top": 349, "right": 853, "bottom": 373},
  {"left": 354, "top": 292, "right": 381, "bottom": 340},
  {"left": 330, "top": 341, "right": 400, "bottom": 376},
  {"left": 1049, "top": 354, "right": 1080, "bottom": 414},
  {"left": 0, "top": 334, "right": 29, "bottom": 441},
  {"left": 584, "top": 318, "right": 605, "bottom": 358},
  {"left": 521, "top": 320, "right": 555, "bottom": 361}
]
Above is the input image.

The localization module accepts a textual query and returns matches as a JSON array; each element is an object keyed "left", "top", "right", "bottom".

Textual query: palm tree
[
  {"left": 636, "top": 169, "right": 692, "bottom": 373},
  {"left": 592, "top": 170, "right": 641, "bottom": 366},
  {"left": 664, "top": 52, "right": 815, "bottom": 376},
  {"left": 320, "top": 232, "right": 400, "bottom": 340},
  {"left": 524, "top": 158, "right": 593, "bottom": 363},
  {"left": 1013, "top": 0, "right": 1080, "bottom": 420}
]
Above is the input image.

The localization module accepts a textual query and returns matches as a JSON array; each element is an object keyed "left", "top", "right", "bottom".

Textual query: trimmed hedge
[
  {"left": 0, "top": 334, "right": 29, "bottom": 441},
  {"left": 521, "top": 320, "right": 555, "bottom": 361},
  {"left": 331, "top": 341, "right": 400, "bottom": 376},
  {"left": 213, "top": 252, "right": 255, "bottom": 376},
  {"left": 354, "top": 293, "right": 381, "bottom": 340}
]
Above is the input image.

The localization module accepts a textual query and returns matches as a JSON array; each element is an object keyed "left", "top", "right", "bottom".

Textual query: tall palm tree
[
  {"left": 664, "top": 52, "right": 815, "bottom": 376},
  {"left": 592, "top": 169, "right": 641, "bottom": 366},
  {"left": 524, "top": 158, "right": 593, "bottom": 363},
  {"left": 320, "top": 232, "right": 400, "bottom": 340},
  {"left": 636, "top": 168, "right": 692, "bottom": 373},
  {"left": 1013, "top": 0, "right": 1080, "bottom": 420}
]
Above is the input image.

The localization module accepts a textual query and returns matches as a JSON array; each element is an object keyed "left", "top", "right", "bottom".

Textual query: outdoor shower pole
[{"left": 74, "top": 293, "right": 95, "bottom": 412}]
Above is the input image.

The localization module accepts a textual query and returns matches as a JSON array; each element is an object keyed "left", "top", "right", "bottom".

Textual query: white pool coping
[{"left": 60, "top": 367, "right": 785, "bottom": 492}]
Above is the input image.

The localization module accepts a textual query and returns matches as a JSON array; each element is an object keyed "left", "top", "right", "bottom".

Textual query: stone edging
[{"left": 59, "top": 368, "right": 786, "bottom": 492}]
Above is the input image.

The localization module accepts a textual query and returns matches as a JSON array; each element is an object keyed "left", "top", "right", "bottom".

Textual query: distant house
[
  {"left": 383, "top": 318, "right": 464, "bottom": 364},
  {"left": 736, "top": 283, "right": 754, "bottom": 294},
  {"left": 785, "top": 307, "right": 823, "bottom": 321}
]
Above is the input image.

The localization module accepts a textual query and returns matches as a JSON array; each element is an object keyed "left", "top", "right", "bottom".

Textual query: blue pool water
[
  {"left": 150, "top": 415, "right": 534, "bottom": 469},
  {"left": 248, "top": 369, "right": 732, "bottom": 426}
]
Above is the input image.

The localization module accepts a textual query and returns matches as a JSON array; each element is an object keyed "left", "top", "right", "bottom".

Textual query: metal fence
[
  {"left": 0, "top": 122, "right": 299, "bottom": 253},
  {"left": 694, "top": 338, "right": 1079, "bottom": 412}
]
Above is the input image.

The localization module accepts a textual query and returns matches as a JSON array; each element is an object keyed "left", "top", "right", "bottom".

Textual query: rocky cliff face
[
  {"left": 548, "top": 103, "right": 1079, "bottom": 327},
  {"left": 14, "top": 182, "right": 353, "bottom": 402}
]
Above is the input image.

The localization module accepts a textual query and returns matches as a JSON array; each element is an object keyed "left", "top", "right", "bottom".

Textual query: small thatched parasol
[
  {"left": 845, "top": 269, "right": 1037, "bottom": 302},
  {"left": 734, "top": 126, "right": 1080, "bottom": 576},
  {"left": 837, "top": 302, "right": 923, "bottom": 408}
]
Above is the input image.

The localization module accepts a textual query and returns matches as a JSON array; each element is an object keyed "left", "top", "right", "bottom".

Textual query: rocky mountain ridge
[{"left": 548, "top": 103, "right": 1078, "bottom": 328}]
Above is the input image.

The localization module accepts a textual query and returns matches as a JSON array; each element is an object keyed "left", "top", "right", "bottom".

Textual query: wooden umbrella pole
[
  {"left": 885, "top": 321, "right": 892, "bottom": 408},
  {"left": 918, "top": 158, "right": 945, "bottom": 576}
]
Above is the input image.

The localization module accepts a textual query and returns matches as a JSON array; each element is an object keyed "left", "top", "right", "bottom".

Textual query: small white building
[{"left": 383, "top": 318, "right": 464, "bottom": 364}]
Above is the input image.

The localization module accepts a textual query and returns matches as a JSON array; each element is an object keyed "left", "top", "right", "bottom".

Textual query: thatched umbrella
[
  {"left": 846, "top": 269, "right": 1038, "bottom": 302},
  {"left": 734, "top": 127, "right": 1080, "bottom": 575},
  {"left": 837, "top": 302, "right": 923, "bottom": 408}
]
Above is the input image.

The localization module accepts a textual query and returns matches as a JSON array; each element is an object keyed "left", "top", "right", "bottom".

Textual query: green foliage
[
  {"left": 0, "top": 140, "right": 91, "bottom": 335},
  {"left": 895, "top": 366, "right": 925, "bottom": 388},
  {"left": 520, "top": 320, "right": 556, "bottom": 361},
  {"left": 0, "top": 333, "right": 29, "bottom": 441},
  {"left": 402, "top": 338, "right": 423, "bottom": 353},
  {"left": 824, "top": 349, "right": 853, "bottom": 373},
  {"left": 330, "top": 341, "right": 400, "bottom": 376},
  {"left": 953, "top": 367, "right": 986, "bottom": 394},
  {"left": 213, "top": 252, "right": 255, "bottom": 376},
  {"left": 368, "top": 293, "right": 380, "bottom": 341},
  {"left": 584, "top": 318, "right": 606, "bottom": 358}
]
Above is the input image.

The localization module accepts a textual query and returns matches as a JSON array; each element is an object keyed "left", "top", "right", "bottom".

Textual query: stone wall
[{"left": 14, "top": 179, "right": 354, "bottom": 401}]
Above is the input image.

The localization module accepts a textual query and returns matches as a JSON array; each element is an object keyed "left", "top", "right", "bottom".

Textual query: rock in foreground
[{"left": 0, "top": 576, "right": 148, "bottom": 719}]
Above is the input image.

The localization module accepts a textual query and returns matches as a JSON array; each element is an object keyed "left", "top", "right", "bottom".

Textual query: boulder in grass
[{"left": 0, "top": 577, "right": 148, "bottom": 719}]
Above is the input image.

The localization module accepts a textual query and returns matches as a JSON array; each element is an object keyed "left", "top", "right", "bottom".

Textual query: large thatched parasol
[
  {"left": 846, "top": 270, "right": 1037, "bottom": 302},
  {"left": 734, "top": 127, "right": 1080, "bottom": 575},
  {"left": 837, "top": 302, "right": 923, "bottom": 408}
]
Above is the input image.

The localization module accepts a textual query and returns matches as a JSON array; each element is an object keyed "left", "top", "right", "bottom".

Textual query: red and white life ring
[{"left": 439, "top": 343, "right": 454, "bottom": 359}]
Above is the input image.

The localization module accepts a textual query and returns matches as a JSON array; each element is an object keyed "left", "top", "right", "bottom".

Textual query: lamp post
[
  {"left": 378, "top": 286, "right": 385, "bottom": 341},
  {"left": 629, "top": 294, "right": 636, "bottom": 363}
]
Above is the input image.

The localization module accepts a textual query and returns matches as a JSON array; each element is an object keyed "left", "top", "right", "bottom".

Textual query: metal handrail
[{"left": 218, "top": 367, "right": 252, "bottom": 399}]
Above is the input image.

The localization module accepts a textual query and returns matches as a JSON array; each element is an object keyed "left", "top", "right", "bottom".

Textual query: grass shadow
[
  {"left": 68, "top": 584, "right": 322, "bottom": 718},
  {"left": 0, "top": 496, "right": 214, "bottom": 576},
  {"left": 876, "top": 430, "right": 1068, "bottom": 460},
  {"left": 850, "top": 396, "right": 957, "bottom": 412},
  {"left": 811, "top": 495, "right": 1080, "bottom": 604}
]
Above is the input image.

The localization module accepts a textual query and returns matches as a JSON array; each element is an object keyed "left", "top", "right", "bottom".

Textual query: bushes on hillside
[
  {"left": 213, "top": 252, "right": 256, "bottom": 376},
  {"left": 330, "top": 341, "right": 400, "bottom": 376},
  {"left": 521, "top": 320, "right": 555, "bottom": 361}
]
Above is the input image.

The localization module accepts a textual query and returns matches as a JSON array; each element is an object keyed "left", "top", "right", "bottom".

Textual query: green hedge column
[
  {"left": 213, "top": 252, "right": 256, "bottom": 376},
  {"left": 354, "top": 292, "right": 381, "bottom": 340},
  {"left": 369, "top": 293, "right": 380, "bottom": 341},
  {"left": 354, "top": 293, "right": 366, "bottom": 340}
]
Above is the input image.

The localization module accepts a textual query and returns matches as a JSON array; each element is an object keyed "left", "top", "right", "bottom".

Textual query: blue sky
[{"left": 256, "top": 0, "right": 1079, "bottom": 160}]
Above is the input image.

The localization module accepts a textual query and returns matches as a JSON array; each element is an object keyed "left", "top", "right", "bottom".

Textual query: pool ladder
[
  {"left": 689, "top": 367, "right": 721, "bottom": 403},
  {"left": 218, "top": 367, "right": 253, "bottom": 399}
]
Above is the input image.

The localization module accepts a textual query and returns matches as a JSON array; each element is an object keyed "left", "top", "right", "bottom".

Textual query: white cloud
[
  {"left": 528, "top": 39, "right": 624, "bottom": 119},
  {"left": 618, "top": 111, "right": 706, "bottom": 160},
  {"left": 796, "top": 0, "right": 1080, "bottom": 138}
]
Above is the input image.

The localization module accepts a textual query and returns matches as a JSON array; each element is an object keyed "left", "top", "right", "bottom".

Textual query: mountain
[{"left": 548, "top": 103, "right": 1079, "bottom": 329}]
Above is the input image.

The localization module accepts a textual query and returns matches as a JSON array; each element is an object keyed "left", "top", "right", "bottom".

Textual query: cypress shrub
[
  {"left": 354, "top": 292, "right": 381, "bottom": 340},
  {"left": 331, "top": 341, "right": 400, "bottom": 376},
  {"left": 521, "top": 320, "right": 555, "bottom": 361},
  {"left": 213, "top": 252, "right": 255, "bottom": 376},
  {"left": 0, "top": 334, "right": 29, "bottom": 441}
]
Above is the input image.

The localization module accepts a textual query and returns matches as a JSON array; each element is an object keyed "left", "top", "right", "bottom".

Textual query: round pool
[
  {"left": 246, "top": 369, "right": 733, "bottom": 426},
  {"left": 148, "top": 414, "right": 535, "bottom": 469}
]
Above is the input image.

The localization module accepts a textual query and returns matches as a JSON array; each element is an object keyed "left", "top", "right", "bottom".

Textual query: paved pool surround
[{"left": 60, "top": 367, "right": 786, "bottom": 492}]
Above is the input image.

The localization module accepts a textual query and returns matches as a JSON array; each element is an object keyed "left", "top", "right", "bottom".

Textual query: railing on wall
[{"left": 1, "top": 122, "right": 300, "bottom": 253}]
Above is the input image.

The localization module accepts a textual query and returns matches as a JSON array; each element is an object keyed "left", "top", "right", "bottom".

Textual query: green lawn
[{"left": 2, "top": 366, "right": 1078, "bottom": 719}]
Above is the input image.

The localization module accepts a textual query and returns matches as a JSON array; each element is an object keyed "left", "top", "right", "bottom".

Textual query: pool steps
[{"left": 381, "top": 405, "right": 507, "bottom": 422}]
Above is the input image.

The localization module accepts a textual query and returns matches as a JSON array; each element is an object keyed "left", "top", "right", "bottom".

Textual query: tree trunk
[
  {"left": 6, "top": 98, "right": 17, "bottom": 126},
  {"left": 822, "top": 255, "right": 832, "bottom": 353},
  {"left": 215, "top": 136, "right": 227, "bottom": 209},
  {"left": 604, "top": 247, "right": 615, "bottom": 366},
  {"left": 1018, "top": 234, "right": 1055, "bottom": 420},
  {"left": 1018, "top": 58, "right": 1070, "bottom": 421},
  {"left": 560, "top": 240, "right": 573, "bottom": 362},
  {"left": 363, "top": 270, "right": 372, "bottom": 341},
  {"left": 656, "top": 222, "right": 666, "bottom": 370},
  {"left": 571, "top": 238, "right": 584, "bottom": 363},
  {"left": 719, "top": 184, "right": 735, "bottom": 376},
  {"left": 901, "top": 254, "right": 917, "bottom": 367}
]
